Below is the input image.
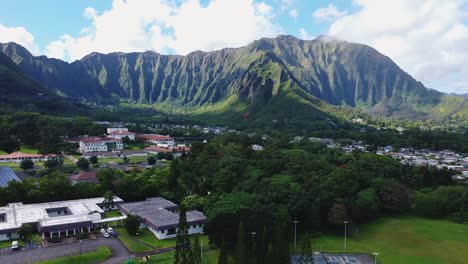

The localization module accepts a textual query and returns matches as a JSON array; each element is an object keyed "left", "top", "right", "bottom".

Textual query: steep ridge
[{"left": 0, "top": 35, "right": 465, "bottom": 120}]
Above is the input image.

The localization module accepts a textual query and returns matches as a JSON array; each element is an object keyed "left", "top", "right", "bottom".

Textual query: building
[
  {"left": 79, "top": 137, "right": 123, "bottom": 153},
  {"left": 139, "top": 134, "right": 175, "bottom": 147},
  {"left": 70, "top": 171, "right": 98, "bottom": 185},
  {"left": 108, "top": 130, "right": 136, "bottom": 140},
  {"left": 251, "top": 144, "right": 264, "bottom": 151},
  {"left": 119, "top": 197, "right": 206, "bottom": 240},
  {"left": 0, "top": 197, "right": 124, "bottom": 241},
  {"left": 0, "top": 167, "right": 21, "bottom": 187},
  {"left": 82, "top": 151, "right": 148, "bottom": 159},
  {"left": 0, "top": 152, "right": 56, "bottom": 163},
  {"left": 107, "top": 128, "right": 128, "bottom": 134}
]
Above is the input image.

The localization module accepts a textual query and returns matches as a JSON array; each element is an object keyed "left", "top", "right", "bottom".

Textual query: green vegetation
[
  {"left": 305, "top": 217, "right": 468, "bottom": 264},
  {"left": 36, "top": 245, "right": 111, "bottom": 264},
  {"left": 104, "top": 210, "right": 122, "bottom": 218},
  {"left": 133, "top": 249, "right": 228, "bottom": 264}
]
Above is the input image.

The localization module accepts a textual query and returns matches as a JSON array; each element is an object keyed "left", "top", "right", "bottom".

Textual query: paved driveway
[{"left": 0, "top": 238, "right": 130, "bottom": 264}]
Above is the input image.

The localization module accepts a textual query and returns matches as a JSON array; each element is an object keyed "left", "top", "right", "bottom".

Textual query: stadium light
[{"left": 372, "top": 252, "right": 379, "bottom": 264}]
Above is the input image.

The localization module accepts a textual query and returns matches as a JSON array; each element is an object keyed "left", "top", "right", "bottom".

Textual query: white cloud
[
  {"left": 327, "top": 0, "right": 468, "bottom": 93},
  {"left": 0, "top": 24, "right": 38, "bottom": 54},
  {"left": 312, "top": 4, "right": 346, "bottom": 22},
  {"left": 289, "top": 9, "right": 298, "bottom": 19},
  {"left": 45, "top": 0, "right": 280, "bottom": 61},
  {"left": 299, "top": 28, "right": 313, "bottom": 40}
]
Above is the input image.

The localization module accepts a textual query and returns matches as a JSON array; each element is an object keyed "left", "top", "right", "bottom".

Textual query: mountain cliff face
[{"left": 0, "top": 35, "right": 465, "bottom": 120}]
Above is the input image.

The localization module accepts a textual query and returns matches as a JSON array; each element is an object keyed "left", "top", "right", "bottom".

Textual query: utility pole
[
  {"left": 293, "top": 220, "right": 299, "bottom": 249},
  {"left": 344, "top": 221, "right": 348, "bottom": 252},
  {"left": 372, "top": 252, "right": 379, "bottom": 264}
]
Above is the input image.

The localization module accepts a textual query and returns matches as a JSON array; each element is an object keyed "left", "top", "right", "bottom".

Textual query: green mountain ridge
[{"left": 1, "top": 35, "right": 466, "bottom": 123}]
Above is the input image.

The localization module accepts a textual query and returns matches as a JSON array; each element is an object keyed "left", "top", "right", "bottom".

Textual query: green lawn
[
  {"left": 0, "top": 234, "right": 42, "bottom": 249},
  {"left": 36, "top": 245, "right": 111, "bottom": 264},
  {"left": 117, "top": 227, "right": 209, "bottom": 252},
  {"left": 0, "top": 147, "right": 38, "bottom": 155},
  {"left": 303, "top": 217, "right": 468, "bottom": 264},
  {"left": 104, "top": 210, "right": 123, "bottom": 218},
  {"left": 133, "top": 248, "right": 232, "bottom": 264}
]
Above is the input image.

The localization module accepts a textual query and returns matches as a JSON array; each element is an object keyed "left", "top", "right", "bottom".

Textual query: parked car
[
  {"left": 110, "top": 230, "right": 118, "bottom": 237},
  {"left": 11, "top": 241, "right": 19, "bottom": 251},
  {"left": 106, "top": 227, "right": 114, "bottom": 233},
  {"left": 103, "top": 232, "right": 111, "bottom": 238},
  {"left": 100, "top": 228, "right": 106, "bottom": 234}
]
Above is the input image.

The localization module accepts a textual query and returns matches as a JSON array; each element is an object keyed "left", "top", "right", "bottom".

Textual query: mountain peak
[{"left": 314, "top": 35, "right": 345, "bottom": 43}]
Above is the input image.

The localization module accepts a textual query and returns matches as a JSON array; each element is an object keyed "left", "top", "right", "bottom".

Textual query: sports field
[{"left": 303, "top": 217, "right": 468, "bottom": 264}]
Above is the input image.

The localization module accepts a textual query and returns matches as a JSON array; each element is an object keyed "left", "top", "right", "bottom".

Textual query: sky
[{"left": 0, "top": 0, "right": 467, "bottom": 94}]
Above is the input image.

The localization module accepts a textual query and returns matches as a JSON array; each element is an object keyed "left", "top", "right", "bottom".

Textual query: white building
[
  {"left": 108, "top": 130, "right": 136, "bottom": 140},
  {"left": 139, "top": 134, "right": 175, "bottom": 148},
  {"left": 119, "top": 197, "right": 206, "bottom": 240},
  {"left": 0, "top": 197, "right": 124, "bottom": 241},
  {"left": 79, "top": 137, "right": 123, "bottom": 153},
  {"left": 107, "top": 128, "right": 128, "bottom": 134}
]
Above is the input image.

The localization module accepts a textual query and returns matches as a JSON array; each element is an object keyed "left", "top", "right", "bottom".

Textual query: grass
[
  {"left": 302, "top": 216, "right": 468, "bottom": 264},
  {"left": 117, "top": 227, "right": 209, "bottom": 252},
  {"left": 133, "top": 248, "right": 232, "bottom": 264},
  {"left": 36, "top": 245, "right": 111, "bottom": 264},
  {"left": 0, "top": 234, "right": 42, "bottom": 249},
  {"left": 104, "top": 210, "right": 122, "bottom": 218}
]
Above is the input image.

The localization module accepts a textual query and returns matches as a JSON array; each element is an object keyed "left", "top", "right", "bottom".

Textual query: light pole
[
  {"left": 344, "top": 221, "right": 348, "bottom": 252},
  {"left": 372, "top": 252, "right": 379, "bottom": 264},
  {"left": 293, "top": 220, "right": 299, "bottom": 249},
  {"left": 251, "top": 231, "right": 256, "bottom": 241},
  {"left": 79, "top": 240, "right": 82, "bottom": 255},
  {"left": 200, "top": 231, "right": 204, "bottom": 262}
]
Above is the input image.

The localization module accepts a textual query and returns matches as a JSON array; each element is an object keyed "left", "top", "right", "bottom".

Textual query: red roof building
[{"left": 70, "top": 171, "right": 98, "bottom": 184}]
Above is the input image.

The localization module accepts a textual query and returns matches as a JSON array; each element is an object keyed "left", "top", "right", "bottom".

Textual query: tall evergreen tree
[
  {"left": 192, "top": 235, "right": 202, "bottom": 264},
  {"left": 218, "top": 238, "right": 228, "bottom": 264},
  {"left": 299, "top": 238, "right": 314, "bottom": 264},
  {"left": 175, "top": 206, "right": 192, "bottom": 264},
  {"left": 236, "top": 221, "right": 247, "bottom": 264}
]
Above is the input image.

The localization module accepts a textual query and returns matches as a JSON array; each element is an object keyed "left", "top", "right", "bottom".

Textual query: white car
[
  {"left": 103, "top": 232, "right": 111, "bottom": 238},
  {"left": 106, "top": 227, "right": 114, "bottom": 233},
  {"left": 100, "top": 228, "right": 106, "bottom": 234}
]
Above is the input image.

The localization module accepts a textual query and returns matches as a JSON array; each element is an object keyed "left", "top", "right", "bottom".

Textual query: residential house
[
  {"left": 139, "top": 134, "right": 175, "bottom": 147},
  {"left": 70, "top": 171, "right": 98, "bottom": 185}
]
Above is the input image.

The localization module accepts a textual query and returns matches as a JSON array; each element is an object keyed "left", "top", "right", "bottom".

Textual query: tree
[
  {"left": 351, "top": 189, "right": 380, "bottom": 223},
  {"left": 235, "top": 221, "right": 247, "bottom": 264},
  {"left": 174, "top": 206, "right": 192, "bottom": 264},
  {"left": 44, "top": 157, "right": 63, "bottom": 170},
  {"left": 147, "top": 156, "right": 157, "bottom": 165},
  {"left": 17, "top": 224, "right": 34, "bottom": 242},
  {"left": 20, "top": 159, "right": 34, "bottom": 171},
  {"left": 123, "top": 214, "right": 141, "bottom": 236},
  {"left": 378, "top": 179, "right": 410, "bottom": 213},
  {"left": 299, "top": 238, "right": 314, "bottom": 264},
  {"left": 328, "top": 203, "right": 348, "bottom": 226},
  {"left": 157, "top": 152, "right": 165, "bottom": 160},
  {"left": 0, "top": 139, "right": 20, "bottom": 154},
  {"left": 191, "top": 235, "right": 202, "bottom": 264},
  {"left": 217, "top": 238, "right": 228, "bottom": 264},
  {"left": 102, "top": 191, "right": 115, "bottom": 210},
  {"left": 122, "top": 156, "right": 129, "bottom": 164},
  {"left": 76, "top": 158, "right": 90, "bottom": 170},
  {"left": 89, "top": 155, "right": 98, "bottom": 164}
]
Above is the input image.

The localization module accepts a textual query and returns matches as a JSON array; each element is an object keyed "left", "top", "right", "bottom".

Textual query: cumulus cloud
[
  {"left": 327, "top": 0, "right": 468, "bottom": 93},
  {"left": 312, "top": 4, "right": 346, "bottom": 22},
  {"left": 289, "top": 9, "right": 298, "bottom": 19},
  {"left": 45, "top": 0, "right": 280, "bottom": 61},
  {"left": 0, "top": 24, "right": 38, "bottom": 54},
  {"left": 299, "top": 28, "right": 313, "bottom": 40}
]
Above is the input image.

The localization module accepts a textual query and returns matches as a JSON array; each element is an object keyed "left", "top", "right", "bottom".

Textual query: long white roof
[{"left": 0, "top": 197, "right": 123, "bottom": 230}]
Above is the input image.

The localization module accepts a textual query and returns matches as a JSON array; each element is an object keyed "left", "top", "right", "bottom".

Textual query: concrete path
[{"left": 0, "top": 237, "right": 129, "bottom": 264}]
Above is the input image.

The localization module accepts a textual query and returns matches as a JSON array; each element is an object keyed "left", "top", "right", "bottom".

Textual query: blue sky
[{"left": 0, "top": 0, "right": 467, "bottom": 93}]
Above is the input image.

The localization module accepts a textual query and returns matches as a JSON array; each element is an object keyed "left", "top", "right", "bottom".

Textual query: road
[{"left": 0, "top": 238, "right": 130, "bottom": 264}]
